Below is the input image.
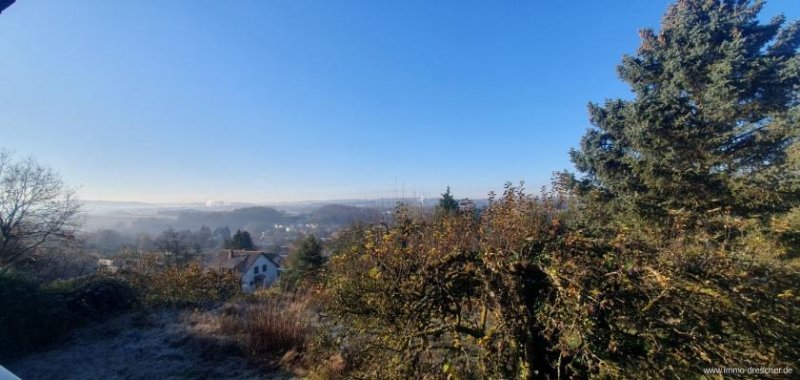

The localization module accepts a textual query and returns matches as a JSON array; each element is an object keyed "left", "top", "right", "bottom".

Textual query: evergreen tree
[
  {"left": 570, "top": 0, "right": 800, "bottom": 220},
  {"left": 225, "top": 229, "right": 256, "bottom": 250},
  {"left": 437, "top": 186, "right": 460, "bottom": 214},
  {"left": 285, "top": 234, "right": 325, "bottom": 285}
]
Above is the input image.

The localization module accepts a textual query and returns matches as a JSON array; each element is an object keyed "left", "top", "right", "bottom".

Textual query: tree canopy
[
  {"left": 436, "top": 186, "right": 459, "bottom": 215},
  {"left": 569, "top": 0, "right": 800, "bottom": 220},
  {"left": 284, "top": 234, "right": 325, "bottom": 286},
  {"left": 225, "top": 229, "right": 256, "bottom": 250}
]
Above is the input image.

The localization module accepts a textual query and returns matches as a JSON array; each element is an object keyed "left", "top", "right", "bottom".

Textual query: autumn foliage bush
[
  {"left": 122, "top": 262, "right": 240, "bottom": 307},
  {"left": 541, "top": 210, "right": 800, "bottom": 378},
  {"left": 319, "top": 183, "right": 800, "bottom": 379}
]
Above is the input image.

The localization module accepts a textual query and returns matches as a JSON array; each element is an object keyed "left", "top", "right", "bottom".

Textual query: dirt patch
[{"left": 5, "top": 308, "right": 295, "bottom": 380}]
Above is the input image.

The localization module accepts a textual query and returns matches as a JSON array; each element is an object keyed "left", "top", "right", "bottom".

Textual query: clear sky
[{"left": 1, "top": 1, "right": 798, "bottom": 203}]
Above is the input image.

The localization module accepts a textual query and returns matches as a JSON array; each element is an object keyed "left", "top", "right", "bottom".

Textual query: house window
[
  {"left": 249, "top": 280, "right": 253, "bottom": 286},
  {"left": 262, "top": 264, "right": 267, "bottom": 272},
  {"left": 254, "top": 266, "right": 259, "bottom": 274}
]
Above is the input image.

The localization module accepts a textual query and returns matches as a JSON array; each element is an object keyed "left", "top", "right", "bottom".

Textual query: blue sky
[{"left": 1, "top": 1, "right": 798, "bottom": 203}]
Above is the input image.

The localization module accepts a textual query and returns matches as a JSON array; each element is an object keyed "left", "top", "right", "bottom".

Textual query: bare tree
[
  {"left": 0, "top": 151, "right": 82, "bottom": 268},
  {"left": 154, "top": 227, "right": 193, "bottom": 264},
  {"left": 22, "top": 241, "right": 98, "bottom": 281}
]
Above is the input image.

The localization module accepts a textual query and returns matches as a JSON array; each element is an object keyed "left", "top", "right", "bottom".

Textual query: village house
[{"left": 205, "top": 250, "right": 281, "bottom": 292}]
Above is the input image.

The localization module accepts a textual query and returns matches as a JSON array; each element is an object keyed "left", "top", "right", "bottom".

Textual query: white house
[{"left": 205, "top": 250, "right": 281, "bottom": 292}]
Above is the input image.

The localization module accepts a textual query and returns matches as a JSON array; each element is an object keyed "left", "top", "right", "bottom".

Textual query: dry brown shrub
[
  {"left": 211, "top": 290, "right": 316, "bottom": 370},
  {"left": 244, "top": 302, "right": 310, "bottom": 358},
  {"left": 121, "top": 261, "right": 240, "bottom": 307}
]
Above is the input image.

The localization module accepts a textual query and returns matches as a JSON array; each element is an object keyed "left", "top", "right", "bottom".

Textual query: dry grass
[
  {"left": 209, "top": 290, "right": 316, "bottom": 370},
  {"left": 244, "top": 300, "right": 310, "bottom": 358}
]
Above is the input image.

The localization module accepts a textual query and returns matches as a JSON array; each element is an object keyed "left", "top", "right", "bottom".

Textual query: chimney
[{"left": 228, "top": 250, "right": 233, "bottom": 259}]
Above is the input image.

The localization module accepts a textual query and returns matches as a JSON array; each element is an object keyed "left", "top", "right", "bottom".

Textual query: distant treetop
[{"left": 225, "top": 229, "right": 256, "bottom": 251}]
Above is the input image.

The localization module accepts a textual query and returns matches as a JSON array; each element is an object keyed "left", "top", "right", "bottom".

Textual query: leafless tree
[
  {"left": 154, "top": 227, "right": 193, "bottom": 264},
  {"left": 0, "top": 151, "right": 82, "bottom": 268},
  {"left": 21, "top": 240, "right": 98, "bottom": 281}
]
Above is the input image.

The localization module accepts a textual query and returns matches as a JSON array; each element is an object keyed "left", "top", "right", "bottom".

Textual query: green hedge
[{"left": 0, "top": 271, "right": 138, "bottom": 359}]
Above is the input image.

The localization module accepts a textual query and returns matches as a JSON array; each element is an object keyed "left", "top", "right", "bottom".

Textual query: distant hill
[
  {"left": 81, "top": 198, "right": 489, "bottom": 236},
  {"left": 309, "top": 204, "right": 382, "bottom": 225},
  {"left": 83, "top": 205, "right": 293, "bottom": 235},
  {"left": 172, "top": 206, "right": 295, "bottom": 231}
]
